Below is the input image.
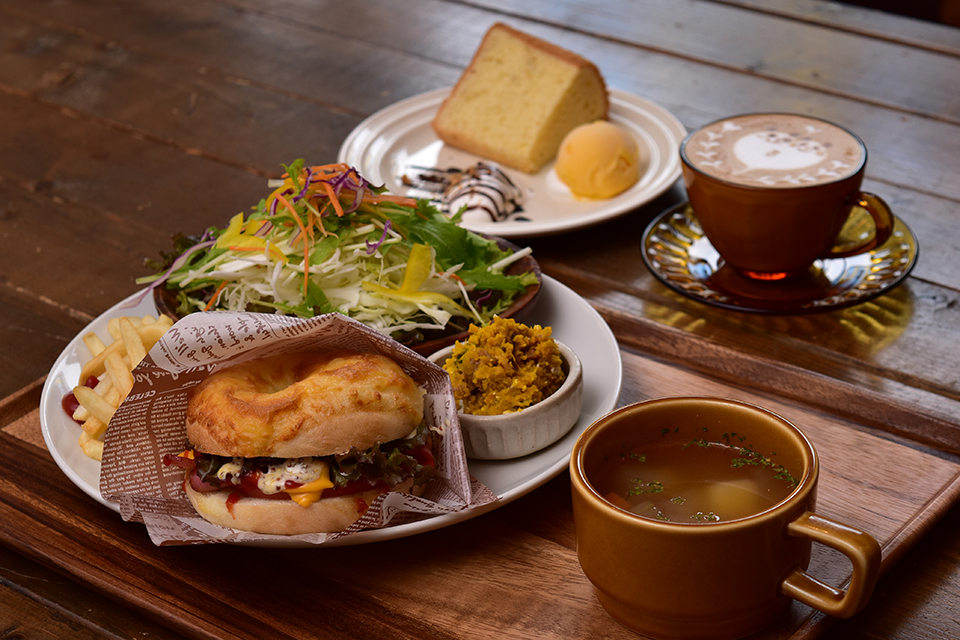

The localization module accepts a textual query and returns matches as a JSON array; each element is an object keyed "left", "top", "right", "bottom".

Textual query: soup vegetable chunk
[{"left": 594, "top": 437, "right": 798, "bottom": 523}]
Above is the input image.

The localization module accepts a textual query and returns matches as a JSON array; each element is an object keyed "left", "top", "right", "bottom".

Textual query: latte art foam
[{"left": 683, "top": 114, "right": 864, "bottom": 188}]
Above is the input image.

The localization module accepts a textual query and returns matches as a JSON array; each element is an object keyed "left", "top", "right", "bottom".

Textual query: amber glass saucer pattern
[{"left": 641, "top": 202, "right": 918, "bottom": 314}]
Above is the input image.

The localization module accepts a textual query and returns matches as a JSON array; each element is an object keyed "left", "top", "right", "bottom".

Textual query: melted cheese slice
[
  {"left": 214, "top": 456, "right": 336, "bottom": 507},
  {"left": 284, "top": 474, "right": 335, "bottom": 507}
]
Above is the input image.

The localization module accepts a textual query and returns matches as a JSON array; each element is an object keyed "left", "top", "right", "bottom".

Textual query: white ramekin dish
[{"left": 429, "top": 341, "right": 583, "bottom": 459}]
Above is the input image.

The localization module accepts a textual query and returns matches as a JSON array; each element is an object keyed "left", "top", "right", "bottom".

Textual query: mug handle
[
  {"left": 824, "top": 192, "right": 895, "bottom": 259},
  {"left": 780, "top": 512, "right": 882, "bottom": 618}
]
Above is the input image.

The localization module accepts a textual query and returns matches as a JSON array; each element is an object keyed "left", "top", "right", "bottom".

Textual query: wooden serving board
[{"left": 3, "top": 341, "right": 960, "bottom": 640}]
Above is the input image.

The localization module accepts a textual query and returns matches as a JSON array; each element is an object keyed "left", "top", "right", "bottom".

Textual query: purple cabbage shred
[{"left": 365, "top": 219, "right": 392, "bottom": 254}]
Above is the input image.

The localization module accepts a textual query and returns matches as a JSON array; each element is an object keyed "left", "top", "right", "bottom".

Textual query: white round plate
[
  {"left": 39, "top": 276, "right": 622, "bottom": 546},
  {"left": 39, "top": 290, "right": 157, "bottom": 508},
  {"left": 338, "top": 88, "right": 685, "bottom": 238}
]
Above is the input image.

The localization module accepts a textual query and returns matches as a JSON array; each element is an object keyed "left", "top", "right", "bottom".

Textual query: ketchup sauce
[{"left": 61, "top": 376, "right": 100, "bottom": 423}]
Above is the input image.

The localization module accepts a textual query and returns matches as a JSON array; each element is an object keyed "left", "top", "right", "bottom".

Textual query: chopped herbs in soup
[{"left": 593, "top": 437, "right": 798, "bottom": 523}]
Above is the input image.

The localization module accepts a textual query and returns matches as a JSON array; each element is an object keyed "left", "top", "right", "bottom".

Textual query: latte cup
[
  {"left": 570, "top": 397, "right": 881, "bottom": 640},
  {"left": 680, "top": 114, "right": 894, "bottom": 279}
]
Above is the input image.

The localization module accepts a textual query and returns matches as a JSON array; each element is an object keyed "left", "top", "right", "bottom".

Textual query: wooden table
[{"left": 2, "top": 1, "right": 959, "bottom": 638}]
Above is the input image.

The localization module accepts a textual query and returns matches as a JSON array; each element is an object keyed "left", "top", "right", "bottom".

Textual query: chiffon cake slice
[{"left": 432, "top": 23, "right": 609, "bottom": 174}]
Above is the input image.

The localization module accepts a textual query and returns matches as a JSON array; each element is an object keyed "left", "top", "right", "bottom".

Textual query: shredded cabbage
[{"left": 138, "top": 161, "right": 538, "bottom": 345}]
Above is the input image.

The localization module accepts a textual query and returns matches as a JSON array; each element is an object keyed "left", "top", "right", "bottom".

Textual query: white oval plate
[
  {"left": 39, "top": 276, "right": 622, "bottom": 546},
  {"left": 338, "top": 88, "right": 685, "bottom": 238}
]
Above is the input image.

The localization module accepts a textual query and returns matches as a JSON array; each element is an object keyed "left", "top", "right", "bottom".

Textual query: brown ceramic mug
[
  {"left": 680, "top": 113, "right": 894, "bottom": 279},
  {"left": 570, "top": 397, "right": 881, "bottom": 640}
]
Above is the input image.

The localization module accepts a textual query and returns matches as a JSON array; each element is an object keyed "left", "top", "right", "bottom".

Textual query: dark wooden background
[{"left": 1, "top": 0, "right": 959, "bottom": 638}]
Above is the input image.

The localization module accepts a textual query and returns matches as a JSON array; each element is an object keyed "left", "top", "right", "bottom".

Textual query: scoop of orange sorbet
[{"left": 555, "top": 120, "right": 642, "bottom": 199}]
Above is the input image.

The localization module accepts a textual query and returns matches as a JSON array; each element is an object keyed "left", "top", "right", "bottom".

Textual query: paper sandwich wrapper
[{"left": 100, "top": 311, "right": 496, "bottom": 546}]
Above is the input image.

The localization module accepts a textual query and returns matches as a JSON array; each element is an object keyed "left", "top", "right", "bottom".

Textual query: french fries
[{"left": 71, "top": 313, "right": 174, "bottom": 460}]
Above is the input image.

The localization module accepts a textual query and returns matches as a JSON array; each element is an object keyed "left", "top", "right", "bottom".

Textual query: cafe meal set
[{"left": 49, "top": 20, "right": 908, "bottom": 640}]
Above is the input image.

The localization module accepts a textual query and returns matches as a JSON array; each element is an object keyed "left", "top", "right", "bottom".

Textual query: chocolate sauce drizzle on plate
[{"left": 402, "top": 162, "right": 528, "bottom": 222}]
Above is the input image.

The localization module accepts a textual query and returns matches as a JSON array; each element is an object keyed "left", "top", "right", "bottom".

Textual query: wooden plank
[
  {"left": 0, "top": 176, "right": 160, "bottom": 315},
  {"left": 827, "top": 494, "right": 960, "bottom": 639},
  {"left": 6, "top": 149, "right": 958, "bottom": 452},
  {"left": 399, "top": 4, "right": 960, "bottom": 203},
  {"left": 609, "top": 295, "right": 960, "bottom": 452},
  {"left": 530, "top": 256, "right": 960, "bottom": 445},
  {"left": 0, "top": 544, "right": 181, "bottom": 640},
  {"left": 0, "top": 91, "right": 267, "bottom": 242},
  {"left": 721, "top": 0, "right": 960, "bottom": 56},
  {"left": 0, "top": 0, "right": 458, "bottom": 117},
  {"left": 0, "top": 2, "right": 956, "bottom": 639},
  {"left": 3, "top": 340, "right": 960, "bottom": 640},
  {"left": 2, "top": 0, "right": 957, "bottom": 285},
  {"left": 0, "top": 89, "right": 270, "bottom": 319},
  {"left": 856, "top": 177, "right": 960, "bottom": 291},
  {"left": 1, "top": 0, "right": 960, "bottom": 237},
  {"left": 0, "top": 0, "right": 956, "bottom": 442},
  {"left": 0, "top": 285, "right": 89, "bottom": 400},
  {"left": 0, "top": 12, "right": 363, "bottom": 175},
  {"left": 3, "top": 0, "right": 960, "bottom": 199},
  {"left": 3, "top": 74, "right": 957, "bottom": 449},
  {"left": 458, "top": 0, "right": 960, "bottom": 119}
]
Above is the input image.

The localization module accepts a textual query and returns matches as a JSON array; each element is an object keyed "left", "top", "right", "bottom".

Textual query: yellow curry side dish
[{"left": 443, "top": 317, "right": 567, "bottom": 416}]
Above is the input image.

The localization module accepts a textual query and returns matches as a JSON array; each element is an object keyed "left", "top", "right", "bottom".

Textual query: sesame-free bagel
[
  {"left": 185, "top": 350, "right": 426, "bottom": 459},
  {"left": 186, "top": 482, "right": 395, "bottom": 535}
]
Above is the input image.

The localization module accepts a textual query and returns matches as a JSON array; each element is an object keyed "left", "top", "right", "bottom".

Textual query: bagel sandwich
[{"left": 163, "top": 350, "right": 435, "bottom": 535}]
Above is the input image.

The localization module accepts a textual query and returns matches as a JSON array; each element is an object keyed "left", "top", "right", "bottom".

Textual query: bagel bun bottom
[{"left": 184, "top": 476, "right": 419, "bottom": 535}]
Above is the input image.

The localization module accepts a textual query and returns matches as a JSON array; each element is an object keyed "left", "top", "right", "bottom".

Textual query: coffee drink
[
  {"left": 683, "top": 114, "right": 864, "bottom": 188},
  {"left": 679, "top": 113, "right": 892, "bottom": 278}
]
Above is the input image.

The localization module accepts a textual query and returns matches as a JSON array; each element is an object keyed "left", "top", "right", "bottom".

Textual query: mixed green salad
[{"left": 138, "top": 161, "right": 538, "bottom": 346}]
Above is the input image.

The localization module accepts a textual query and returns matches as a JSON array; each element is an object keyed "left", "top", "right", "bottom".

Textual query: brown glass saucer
[
  {"left": 641, "top": 202, "right": 918, "bottom": 314},
  {"left": 154, "top": 236, "right": 541, "bottom": 356}
]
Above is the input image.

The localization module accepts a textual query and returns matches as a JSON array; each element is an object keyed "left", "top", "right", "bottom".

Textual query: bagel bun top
[{"left": 185, "top": 350, "right": 426, "bottom": 458}]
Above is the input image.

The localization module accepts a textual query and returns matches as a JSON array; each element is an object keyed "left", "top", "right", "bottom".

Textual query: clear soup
[{"left": 592, "top": 438, "right": 798, "bottom": 523}]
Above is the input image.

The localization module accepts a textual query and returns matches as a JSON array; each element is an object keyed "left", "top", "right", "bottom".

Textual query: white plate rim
[
  {"left": 39, "top": 276, "right": 622, "bottom": 547},
  {"left": 337, "top": 87, "right": 686, "bottom": 238}
]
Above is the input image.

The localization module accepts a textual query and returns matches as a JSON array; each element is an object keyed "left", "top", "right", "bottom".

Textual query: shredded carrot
[
  {"left": 275, "top": 163, "right": 349, "bottom": 188},
  {"left": 309, "top": 163, "right": 351, "bottom": 175},
  {"left": 321, "top": 181, "right": 346, "bottom": 217},
  {"left": 274, "top": 192, "right": 312, "bottom": 298},
  {"left": 277, "top": 164, "right": 414, "bottom": 214},
  {"left": 204, "top": 281, "right": 228, "bottom": 311},
  {"left": 364, "top": 193, "right": 418, "bottom": 207},
  {"left": 274, "top": 193, "right": 300, "bottom": 225}
]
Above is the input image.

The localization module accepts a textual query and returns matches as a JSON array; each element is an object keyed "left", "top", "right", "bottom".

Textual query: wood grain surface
[
  {"left": 3, "top": 348, "right": 958, "bottom": 640},
  {"left": 1, "top": 0, "right": 958, "bottom": 638}
]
